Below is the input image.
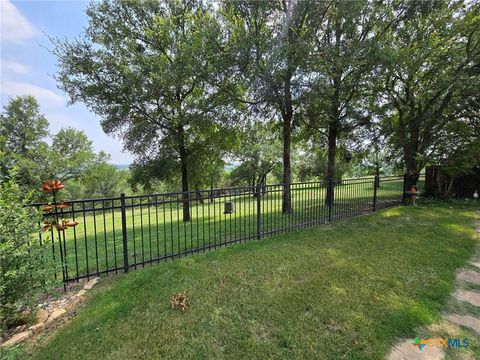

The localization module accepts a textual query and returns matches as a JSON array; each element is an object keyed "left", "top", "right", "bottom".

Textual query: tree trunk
[
  {"left": 402, "top": 102, "right": 421, "bottom": 198},
  {"left": 209, "top": 185, "right": 214, "bottom": 203},
  {"left": 256, "top": 174, "right": 267, "bottom": 195},
  {"left": 444, "top": 177, "right": 455, "bottom": 197},
  {"left": 195, "top": 186, "right": 204, "bottom": 204},
  {"left": 324, "top": 18, "right": 343, "bottom": 206},
  {"left": 403, "top": 151, "right": 419, "bottom": 203},
  {"left": 325, "top": 124, "right": 337, "bottom": 205},
  {"left": 282, "top": 110, "right": 293, "bottom": 214},
  {"left": 178, "top": 127, "right": 191, "bottom": 222}
]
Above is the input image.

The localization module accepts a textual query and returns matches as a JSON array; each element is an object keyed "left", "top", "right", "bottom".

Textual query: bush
[{"left": 0, "top": 174, "right": 52, "bottom": 329}]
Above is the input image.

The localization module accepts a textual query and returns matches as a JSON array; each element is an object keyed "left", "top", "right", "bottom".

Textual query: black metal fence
[{"left": 31, "top": 175, "right": 414, "bottom": 284}]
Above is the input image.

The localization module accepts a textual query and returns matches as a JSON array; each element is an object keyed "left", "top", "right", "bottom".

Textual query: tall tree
[
  {"left": 296, "top": 138, "right": 356, "bottom": 182},
  {"left": 229, "top": 122, "right": 282, "bottom": 188},
  {"left": 224, "top": 0, "right": 314, "bottom": 213},
  {"left": 0, "top": 96, "right": 49, "bottom": 156},
  {"left": 378, "top": 0, "right": 480, "bottom": 189},
  {"left": 0, "top": 96, "right": 49, "bottom": 188},
  {"left": 303, "top": 0, "right": 388, "bottom": 202},
  {"left": 45, "top": 127, "right": 96, "bottom": 181},
  {"left": 80, "top": 154, "right": 130, "bottom": 198},
  {"left": 52, "top": 0, "right": 237, "bottom": 221}
]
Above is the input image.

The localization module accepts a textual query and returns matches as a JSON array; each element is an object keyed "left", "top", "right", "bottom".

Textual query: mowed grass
[
  {"left": 29, "top": 202, "right": 479, "bottom": 360},
  {"left": 45, "top": 178, "right": 405, "bottom": 281}
]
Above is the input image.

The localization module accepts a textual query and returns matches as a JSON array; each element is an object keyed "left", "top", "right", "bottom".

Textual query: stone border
[{"left": 0, "top": 277, "right": 99, "bottom": 348}]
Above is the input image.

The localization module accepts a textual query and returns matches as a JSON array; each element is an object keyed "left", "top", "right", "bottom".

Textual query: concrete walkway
[{"left": 387, "top": 216, "right": 480, "bottom": 360}]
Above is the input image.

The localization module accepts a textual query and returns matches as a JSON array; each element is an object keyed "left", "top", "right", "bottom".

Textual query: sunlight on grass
[{"left": 379, "top": 208, "right": 403, "bottom": 217}]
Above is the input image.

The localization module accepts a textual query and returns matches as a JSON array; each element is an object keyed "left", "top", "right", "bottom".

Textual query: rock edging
[{"left": 0, "top": 277, "right": 99, "bottom": 348}]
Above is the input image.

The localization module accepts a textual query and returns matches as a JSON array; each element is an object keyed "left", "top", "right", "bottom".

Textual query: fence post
[
  {"left": 256, "top": 183, "right": 262, "bottom": 240},
  {"left": 372, "top": 175, "right": 379, "bottom": 212},
  {"left": 327, "top": 179, "right": 333, "bottom": 222},
  {"left": 120, "top": 193, "right": 129, "bottom": 273}
]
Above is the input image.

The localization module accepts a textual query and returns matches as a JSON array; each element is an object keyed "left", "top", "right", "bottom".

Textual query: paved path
[
  {"left": 387, "top": 216, "right": 480, "bottom": 360},
  {"left": 454, "top": 289, "right": 480, "bottom": 307},
  {"left": 457, "top": 269, "right": 480, "bottom": 285},
  {"left": 387, "top": 339, "right": 444, "bottom": 360},
  {"left": 444, "top": 314, "right": 480, "bottom": 333}
]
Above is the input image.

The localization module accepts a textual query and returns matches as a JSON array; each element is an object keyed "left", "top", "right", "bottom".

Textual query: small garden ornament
[{"left": 405, "top": 185, "right": 420, "bottom": 205}]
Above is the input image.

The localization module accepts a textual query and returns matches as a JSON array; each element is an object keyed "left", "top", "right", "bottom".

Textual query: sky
[{"left": 0, "top": 0, "right": 133, "bottom": 164}]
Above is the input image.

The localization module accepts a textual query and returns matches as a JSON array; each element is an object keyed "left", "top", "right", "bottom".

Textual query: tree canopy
[
  {"left": 52, "top": 0, "right": 244, "bottom": 220},
  {"left": 377, "top": 0, "right": 479, "bottom": 186},
  {"left": 45, "top": 0, "right": 480, "bottom": 207}
]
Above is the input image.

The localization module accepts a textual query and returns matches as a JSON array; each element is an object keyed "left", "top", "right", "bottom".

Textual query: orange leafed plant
[
  {"left": 41, "top": 179, "right": 78, "bottom": 232},
  {"left": 42, "top": 222, "right": 52, "bottom": 232},
  {"left": 42, "top": 204, "right": 55, "bottom": 212},
  {"left": 63, "top": 220, "right": 78, "bottom": 228},
  {"left": 41, "top": 179, "right": 65, "bottom": 192},
  {"left": 42, "top": 202, "right": 71, "bottom": 212},
  {"left": 55, "top": 202, "right": 71, "bottom": 209},
  {"left": 54, "top": 222, "right": 65, "bottom": 231},
  {"left": 44, "top": 219, "right": 79, "bottom": 232}
]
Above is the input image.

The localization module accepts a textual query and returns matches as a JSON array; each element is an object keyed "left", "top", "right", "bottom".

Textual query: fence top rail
[
  {"left": 378, "top": 175, "right": 405, "bottom": 179},
  {"left": 121, "top": 175, "right": 399, "bottom": 199},
  {"left": 30, "top": 196, "right": 121, "bottom": 207},
  {"left": 29, "top": 174, "right": 406, "bottom": 208},
  {"left": 38, "top": 205, "right": 122, "bottom": 218}
]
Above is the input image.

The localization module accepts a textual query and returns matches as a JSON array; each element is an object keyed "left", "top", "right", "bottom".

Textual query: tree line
[
  {"left": 11, "top": 0, "right": 480, "bottom": 221},
  {"left": 0, "top": 96, "right": 130, "bottom": 201}
]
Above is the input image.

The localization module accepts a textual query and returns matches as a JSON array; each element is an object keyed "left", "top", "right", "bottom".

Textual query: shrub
[{"left": 0, "top": 173, "right": 52, "bottom": 329}]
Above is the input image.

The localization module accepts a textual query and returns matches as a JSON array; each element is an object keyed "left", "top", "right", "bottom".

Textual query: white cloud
[
  {"left": 0, "top": 0, "right": 36, "bottom": 44},
  {"left": 0, "top": 60, "right": 29, "bottom": 75},
  {"left": 1, "top": 80, "right": 64, "bottom": 107}
]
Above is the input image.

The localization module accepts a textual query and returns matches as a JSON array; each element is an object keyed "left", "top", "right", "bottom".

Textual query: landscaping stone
[
  {"left": 37, "top": 308, "right": 49, "bottom": 323},
  {"left": 66, "top": 295, "right": 83, "bottom": 309},
  {"left": 46, "top": 308, "right": 66, "bottom": 323},
  {"left": 444, "top": 314, "right": 480, "bottom": 334},
  {"left": 454, "top": 289, "right": 480, "bottom": 307},
  {"left": 1, "top": 282, "right": 91, "bottom": 348},
  {"left": 83, "top": 277, "right": 99, "bottom": 290},
  {"left": 457, "top": 269, "right": 480, "bottom": 285},
  {"left": 28, "top": 323, "right": 45, "bottom": 334},
  {"left": 13, "top": 324, "right": 28, "bottom": 333},
  {"left": 387, "top": 339, "right": 444, "bottom": 360},
  {"left": 0, "top": 287, "right": 90, "bottom": 348},
  {"left": 1, "top": 330, "right": 32, "bottom": 347}
]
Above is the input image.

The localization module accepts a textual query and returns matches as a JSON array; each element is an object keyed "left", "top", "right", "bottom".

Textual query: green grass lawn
[
  {"left": 27, "top": 202, "right": 478, "bottom": 360},
  {"left": 43, "top": 177, "right": 406, "bottom": 281}
]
